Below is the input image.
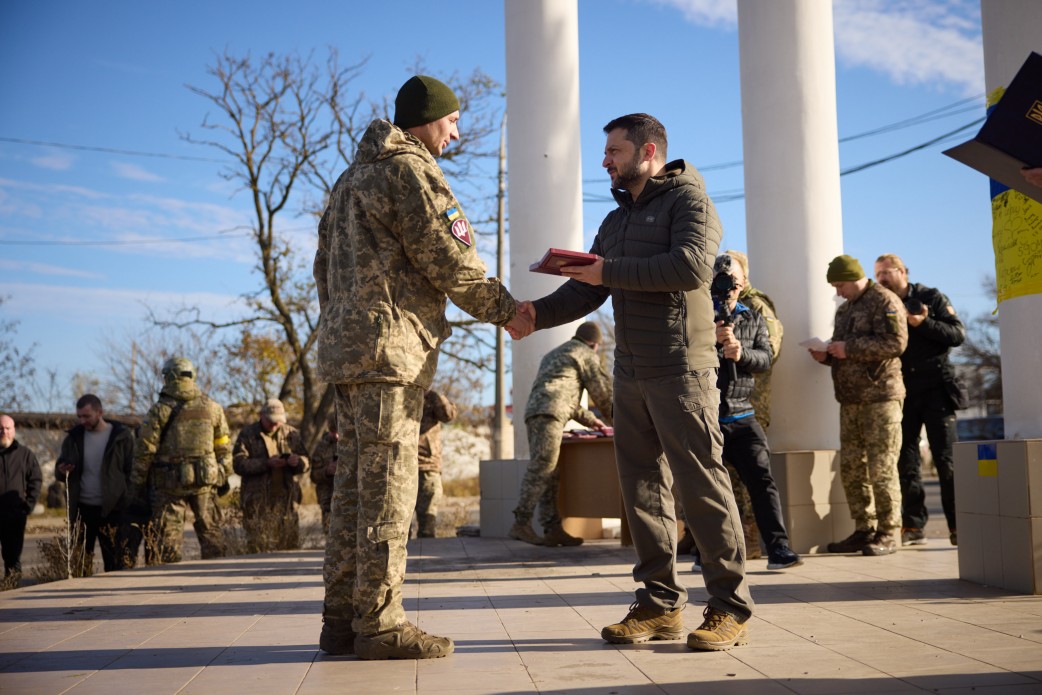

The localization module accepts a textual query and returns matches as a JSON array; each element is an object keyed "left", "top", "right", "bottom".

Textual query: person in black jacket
[
  {"left": 0, "top": 414, "right": 42, "bottom": 579},
  {"left": 55, "top": 395, "right": 136, "bottom": 572},
  {"left": 707, "top": 254, "right": 801, "bottom": 571},
  {"left": 875, "top": 254, "right": 965, "bottom": 546}
]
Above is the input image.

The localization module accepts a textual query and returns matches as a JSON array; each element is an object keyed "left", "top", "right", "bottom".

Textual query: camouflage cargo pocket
[
  {"left": 178, "top": 462, "right": 196, "bottom": 487},
  {"left": 194, "top": 460, "right": 220, "bottom": 486}
]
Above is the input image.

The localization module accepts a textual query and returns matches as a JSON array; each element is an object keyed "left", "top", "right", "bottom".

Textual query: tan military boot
[
  {"left": 543, "top": 524, "right": 583, "bottom": 547},
  {"left": 601, "top": 602, "right": 685, "bottom": 644},
  {"left": 508, "top": 522, "right": 544, "bottom": 546},
  {"left": 354, "top": 621, "right": 454, "bottom": 660},
  {"left": 319, "top": 615, "right": 355, "bottom": 655},
  {"left": 687, "top": 607, "right": 749, "bottom": 651}
]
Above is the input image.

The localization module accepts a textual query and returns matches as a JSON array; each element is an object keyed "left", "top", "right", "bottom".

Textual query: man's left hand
[{"left": 560, "top": 256, "right": 604, "bottom": 286}]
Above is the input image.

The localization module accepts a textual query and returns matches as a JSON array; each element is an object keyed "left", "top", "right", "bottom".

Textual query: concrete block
[
  {"left": 954, "top": 442, "right": 978, "bottom": 515},
  {"left": 955, "top": 441, "right": 1000, "bottom": 517},
  {"left": 479, "top": 459, "right": 503, "bottom": 500},
  {"left": 1000, "top": 516, "right": 1034, "bottom": 593},
  {"left": 780, "top": 503, "right": 832, "bottom": 554},
  {"left": 1033, "top": 518, "right": 1042, "bottom": 594},
  {"left": 981, "top": 514, "right": 1003, "bottom": 587},
  {"left": 831, "top": 502, "right": 856, "bottom": 540},
  {"left": 997, "top": 441, "right": 1030, "bottom": 519},
  {"left": 772, "top": 450, "right": 841, "bottom": 507},
  {"left": 957, "top": 512, "right": 984, "bottom": 585},
  {"left": 1026, "top": 440, "right": 1042, "bottom": 518}
]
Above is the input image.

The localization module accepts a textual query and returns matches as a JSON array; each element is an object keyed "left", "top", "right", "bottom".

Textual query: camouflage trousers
[
  {"left": 242, "top": 495, "right": 301, "bottom": 553},
  {"left": 513, "top": 415, "right": 566, "bottom": 530},
  {"left": 414, "top": 470, "right": 442, "bottom": 538},
  {"left": 151, "top": 489, "right": 225, "bottom": 563},
  {"left": 316, "top": 481, "right": 333, "bottom": 535},
  {"left": 324, "top": 382, "right": 423, "bottom": 634},
  {"left": 839, "top": 400, "right": 903, "bottom": 533}
]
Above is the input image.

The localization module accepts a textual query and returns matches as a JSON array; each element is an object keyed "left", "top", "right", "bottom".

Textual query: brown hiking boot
[
  {"left": 687, "top": 607, "right": 749, "bottom": 651},
  {"left": 601, "top": 602, "right": 685, "bottom": 644},
  {"left": 826, "top": 528, "right": 875, "bottom": 554},
  {"left": 543, "top": 524, "right": 583, "bottom": 547},
  {"left": 354, "top": 621, "right": 454, "bottom": 660},
  {"left": 508, "top": 522, "right": 544, "bottom": 546},
  {"left": 319, "top": 616, "right": 355, "bottom": 655},
  {"left": 863, "top": 530, "right": 898, "bottom": 556}
]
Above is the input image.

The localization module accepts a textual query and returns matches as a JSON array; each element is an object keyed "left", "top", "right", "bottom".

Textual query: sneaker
[
  {"left": 687, "top": 607, "right": 750, "bottom": 651},
  {"left": 901, "top": 528, "right": 927, "bottom": 546},
  {"left": 319, "top": 616, "right": 355, "bottom": 655},
  {"left": 691, "top": 550, "right": 702, "bottom": 574},
  {"left": 766, "top": 545, "right": 803, "bottom": 570},
  {"left": 354, "top": 621, "right": 454, "bottom": 660},
  {"left": 950, "top": 530, "right": 958, "bottom": 546},
  {"left": 508, "top": 522, "right": 544, "bottom": 546},
  {"left": 863, "top": 530, "right": 898, "bottom": 556},
  {"left": 543, "top": 524, "right": 583, "bottom": 547},
  {"left": 826, "top": 529, "right": 875, "bottom": 554},
  {"left": 677, "top": 526, "right": 696, "bottom": 555},
  {"left": 601, "top": 602, "right": 685, "bottom": 644}
]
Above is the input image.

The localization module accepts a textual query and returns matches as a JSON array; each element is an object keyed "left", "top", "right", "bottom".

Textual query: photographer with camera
[
  {"left": 233, "top": 398, "right": 310, "bottom": 553},
  {"left": 695, "top": 254, "right": 802, "bottom": 571},
  {"left": 874, "top": 254, "right": 965, "bottom": 547}
]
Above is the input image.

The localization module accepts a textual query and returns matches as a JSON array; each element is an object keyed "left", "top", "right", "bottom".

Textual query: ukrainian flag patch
[
  {"left": 445, "top": 207, "right": 461, "bottom": 222},
  {"left": 977, "top": 443, "right": 997, "bottom": 477}
]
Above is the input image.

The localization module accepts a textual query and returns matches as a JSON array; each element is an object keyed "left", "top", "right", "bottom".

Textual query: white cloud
[
  {"left": 30, "top": 150, "right": 75, "bottom": 171},
  {"left": 0, "top": 258, "right": 105, "bottom": 280},
  {"left": 648, "top": 0, "right": 736, "bottom": 26},
  {"left": 833, "top": 0, "right": 983, "bottom": 95},
  {"left": 647, "top": 0, "right": 983, "bottom": 94},
  {"left": 111, "top": 161, "right": 165, "bottom": 183}
]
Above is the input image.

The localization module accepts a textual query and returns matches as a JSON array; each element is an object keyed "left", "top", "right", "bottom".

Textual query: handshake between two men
[{"left": 504, "top": 255, "right": 606, "bottom": 340}]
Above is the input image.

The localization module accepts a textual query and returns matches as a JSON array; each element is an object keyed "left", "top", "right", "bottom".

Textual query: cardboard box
[{"left": 943, "top": 51, "right": 1042, "bottom": 204}]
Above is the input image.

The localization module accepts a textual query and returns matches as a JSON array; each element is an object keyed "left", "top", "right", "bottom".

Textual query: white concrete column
[
  {"left": 981, "top": 1, "right": 1042, "bottom": 439},
  {"left": 737, "top": 0, "right": 844, "bottom": 451},
  {"left": 504, "top": 0, "right": 585, "bottom": 457}
]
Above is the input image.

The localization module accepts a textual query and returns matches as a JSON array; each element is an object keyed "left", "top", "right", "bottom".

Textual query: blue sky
[{"left": 0, "top": 0, "right": 994, "bottom": 409}]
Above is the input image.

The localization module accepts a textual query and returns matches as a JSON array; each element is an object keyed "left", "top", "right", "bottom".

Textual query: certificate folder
[
  {"left": 943, "top": 51, "right": 1042, "bottom": 204},
  {"left": 529, "top": 248, "right": 597, "bottom": 275}
]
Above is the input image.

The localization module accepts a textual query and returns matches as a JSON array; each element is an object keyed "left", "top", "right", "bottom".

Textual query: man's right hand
[
  {"left": 268, "top": 456, "right": 287, "bottom": 469},
  {"left": 506, "top": 302, "right": 536, "bottom": 339},
  {"left": 809, "top": 348, "right": 828, "bottom": 364}
]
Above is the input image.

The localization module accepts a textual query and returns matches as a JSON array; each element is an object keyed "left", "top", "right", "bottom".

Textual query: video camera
[{"left": 711, "top": 254, "right": 739, "bottom": 382}]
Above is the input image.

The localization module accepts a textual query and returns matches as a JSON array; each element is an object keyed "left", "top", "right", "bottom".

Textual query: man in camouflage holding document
[{"left": 313, "top": 75, "right": 530, "bottom": 660}]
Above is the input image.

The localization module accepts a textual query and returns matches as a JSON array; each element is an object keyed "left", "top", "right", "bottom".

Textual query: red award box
[{"left": 529, "top": 248, "right": 597, "bottom": 276}]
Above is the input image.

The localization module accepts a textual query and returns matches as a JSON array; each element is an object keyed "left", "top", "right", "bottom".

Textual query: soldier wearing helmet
[{"left": 127, "top": 356, "right": 233, "bottom": 563}]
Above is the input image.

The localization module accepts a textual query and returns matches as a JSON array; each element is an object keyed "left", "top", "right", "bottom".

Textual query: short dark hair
[
  {"left": 603, "top": 113, "right": 668, "bottom": 160},
  {"left": 76, "top": 394, "right": 102, "bottom": 411}
]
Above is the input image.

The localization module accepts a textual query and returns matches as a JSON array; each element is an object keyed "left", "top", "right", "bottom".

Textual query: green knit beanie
[
  {"left": 393, "top": 75, "right": 460, "bottom": 129},
  {"left": 827, "top": 254, "right": 865, "bottom": 282}
]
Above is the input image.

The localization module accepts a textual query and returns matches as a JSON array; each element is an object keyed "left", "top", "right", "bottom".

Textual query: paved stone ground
[{"left": 1, "top": 534, "right": 1041, "bottom": 695}]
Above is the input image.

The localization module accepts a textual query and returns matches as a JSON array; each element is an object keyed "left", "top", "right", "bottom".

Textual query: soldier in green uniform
[
  {"left": 415, "top": 389, "right": 456, "bottom": 538},
  {"left": 509, "top": 322, "right": 612, "bottom": 547},
  {"left": 313, "top": 75, "right": 529, "bottom": 660},
  {"left": 809, "top": 255, "right": 908, "bottom": 556},
  {"left": 309, "top": 413, "right": 339, "bottom": 534},
  {"left": 232, "top": 398, "right": 310, "bottom": 553},
  {"left": 127, "top": 357, "right": 233, "bottom": 564}
]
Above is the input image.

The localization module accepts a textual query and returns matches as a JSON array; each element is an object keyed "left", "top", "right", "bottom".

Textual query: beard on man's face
[{"left": 610, "top": 149, "right": 644, "bottom": 190}]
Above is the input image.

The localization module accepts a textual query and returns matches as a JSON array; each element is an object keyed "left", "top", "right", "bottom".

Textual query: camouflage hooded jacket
[
  {"left": 313, "top": 119, "right": 516, "bottom": 388},
  {"left": 825, "top": 280, "right": 908, "bottom": 405},
  {"left": 418, "top": 390, "right": 457, "bottom": 472},
  {"left": 130, "top": 377, "right": 232, "bottom": 496}
]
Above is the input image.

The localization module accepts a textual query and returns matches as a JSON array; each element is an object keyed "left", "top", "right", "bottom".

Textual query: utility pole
[{"left": 492, "top": 112, "right": 508, "bottom": 460}]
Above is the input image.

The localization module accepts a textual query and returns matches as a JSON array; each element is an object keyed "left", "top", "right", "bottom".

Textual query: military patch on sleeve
[
  {"left": 450, "top": 217, "right": 472, "bottom": 247},
  {"left": 444, "top": 207, "right": 461, "bottom": 222},
  {"left": 886, "top": 309, "right": 901, "bottom": 333}
]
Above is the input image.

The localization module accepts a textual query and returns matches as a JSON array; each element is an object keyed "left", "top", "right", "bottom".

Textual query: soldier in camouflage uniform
[
  {"left": 313, "top": 75, "right": 527, "bottom": 660},
  {"left": 309, "top": 413, "right": 339, "bottom": 534},
  {"left": 415, "top": 389, "right": 457, "bottom": 538},
  {"left": 510, "top": 322, "right": 613, "bottom": 547},
  {"left": 809, "top": 255, "right": 908, "bottom": 556},
  {"left": 232, "top": 398, "right": 310, "bottom": 553},
  {"left": 127, "top": 357, "right": 233, "bottom": 564}
]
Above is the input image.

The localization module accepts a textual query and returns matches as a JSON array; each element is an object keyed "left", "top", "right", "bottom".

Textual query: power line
[{"left": 0, "top": 137, "right": 225, "bottom": 163}]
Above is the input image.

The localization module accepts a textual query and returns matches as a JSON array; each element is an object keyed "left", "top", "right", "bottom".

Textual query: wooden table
[{"left": 556, "top": 436, "right": 631, "bottom": 545}]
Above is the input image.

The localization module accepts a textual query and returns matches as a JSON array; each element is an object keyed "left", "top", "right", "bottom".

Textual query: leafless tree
[
  {"left": 0, "top": 296, "right": 37, "bottom": 411},
  {"left": 953, "top": 275, "right": 1002, "bottom": 414}
]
